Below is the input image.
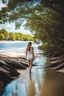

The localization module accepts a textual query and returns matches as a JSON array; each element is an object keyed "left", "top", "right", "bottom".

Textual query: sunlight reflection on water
[
  {"left": 2, "top": 66, "right": 64, "bottom": 96},
  {"left": 2, "top": 68, "right": 44, "bottom": 96}
]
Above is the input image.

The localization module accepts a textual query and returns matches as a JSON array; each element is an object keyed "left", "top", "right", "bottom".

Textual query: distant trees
[
  {"left": 0, "top": 29, "right": 8, "bottom": 40},
  {"left": 0, "top": 29, "right": 33, "bottom": 41},
  {"left": 0, "top": 33, "right": 5, "bottom": 40},
  {"left": 8, "top": 32, "right": 15, "bottom": 40}
]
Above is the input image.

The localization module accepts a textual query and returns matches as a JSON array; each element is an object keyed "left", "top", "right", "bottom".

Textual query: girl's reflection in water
[{"left": 27, "top": 74, "right": 35, "bottom": 96}]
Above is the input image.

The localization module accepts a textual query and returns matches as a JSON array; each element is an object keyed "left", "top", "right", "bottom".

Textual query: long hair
[{"left": 27, "top": 42, "right": 32, "bottom": 51}]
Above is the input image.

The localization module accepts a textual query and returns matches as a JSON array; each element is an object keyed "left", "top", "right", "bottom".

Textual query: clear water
[
  {"left": 0, "top": 42, "right": 30, "bottom": 50},
  {"left": 0, "top": 41, "right": 42, "bottom": 54},
  {"left": 2, "top": 66, "right": 64, "bottom": 96}
]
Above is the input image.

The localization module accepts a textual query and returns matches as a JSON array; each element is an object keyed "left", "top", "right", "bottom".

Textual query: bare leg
[
  {"left": 28, "top": 60, "right": 30, "bottom": 73},
  {"left": 29, "top": 60, "right": 32, "bottom": 73},
  {"left": 28, "top": 60, "right": 32, "bottom": 73}
]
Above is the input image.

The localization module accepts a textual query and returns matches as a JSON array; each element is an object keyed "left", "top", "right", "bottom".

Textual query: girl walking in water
[{"left": 26, "top": 42, "right": 35, "bottom": 73}]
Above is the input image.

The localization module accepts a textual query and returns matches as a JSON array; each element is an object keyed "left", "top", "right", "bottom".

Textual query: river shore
[{"left": 0, "top": 40, "right": 30, "bottom": 43}]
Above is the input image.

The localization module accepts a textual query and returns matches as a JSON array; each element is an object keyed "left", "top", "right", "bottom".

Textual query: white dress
[{"left": 26, "top": 48, "right": 33, "bottom": 60}]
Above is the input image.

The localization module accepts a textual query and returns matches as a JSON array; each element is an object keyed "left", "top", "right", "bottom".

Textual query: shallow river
[
  {"left": 0, "top": 41, "right": 64, "bottom": 96},
  {"left": 2, "top": 55, "right": 64, "bottom": 96}
]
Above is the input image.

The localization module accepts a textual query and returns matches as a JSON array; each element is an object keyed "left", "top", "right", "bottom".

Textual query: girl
[{"left": 26, "top": 42, "right": 35, "bottom": 73}]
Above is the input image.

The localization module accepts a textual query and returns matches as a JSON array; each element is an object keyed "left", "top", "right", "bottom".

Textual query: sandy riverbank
[
  {"left": 0, "top": 40, "right": 32, "bottom": 43},
  {"left": 0, "top": 52, "right": 25, "bottom": 57}
]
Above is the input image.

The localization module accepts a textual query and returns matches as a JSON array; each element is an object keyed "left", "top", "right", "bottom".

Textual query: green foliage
[
  {"left": 0, "top": 29, "right": 9, "bottom": 40},
  {"left": 0, "top": 33, "right": 5, "bottom": 40},
  {"left": 9, "top": 32, "right": 16, "bottom": 40},
  {"left": 0, "top": 29, "right": 33, "bottom": 41},
  {"left": 23, "top": 2, "right": 64, "bottom": 52},
  {"left": 39, "top": 42, "right": 50, "bottom": 51}
]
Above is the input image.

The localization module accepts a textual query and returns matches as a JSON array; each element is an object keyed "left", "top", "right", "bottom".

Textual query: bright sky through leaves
[{"left": 0, "top": 0, "right": 40, "bottom": 35}]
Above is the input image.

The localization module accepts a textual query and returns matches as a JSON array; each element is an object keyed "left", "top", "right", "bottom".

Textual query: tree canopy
[{"left": 0, "top": 0, "right": 64, "bottom": 55}]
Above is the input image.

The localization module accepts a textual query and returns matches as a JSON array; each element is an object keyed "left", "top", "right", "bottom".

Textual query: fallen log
[
  {"left": 49, "top": 55, "right": 64, "bottom": 61},
  {"left": 6, "top": 60, "right": 26, "bottom": 69},
  {"left": 0, "top": 60, "right": 20, "bottom": 77},
  {"left": 55, "top": 63, "right": 64, "bottom": 70},
  {"left": 0, "top": 56, "right": 28, "bottom": 68},
  {"left": 45, "top": 61, "right": 64, "bottom": 69},
  {"left": 1, "top": 58, "right": 26, "bottom": 69}
]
